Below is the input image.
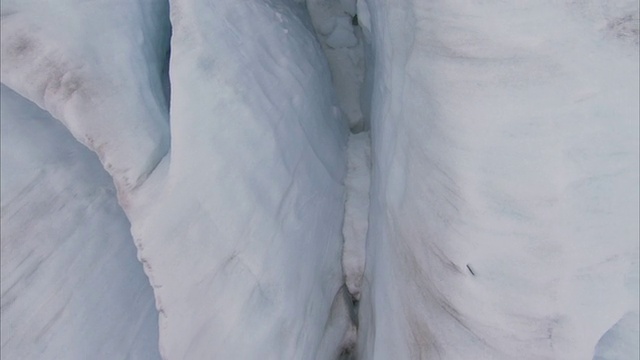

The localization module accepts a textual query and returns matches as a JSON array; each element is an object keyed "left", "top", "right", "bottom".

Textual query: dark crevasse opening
[
  {"left": 303, "top": 0, "right": 374, "bottom": 358},
  {"left": 305, "top": 0, "right": 369, "bottom": 134}
]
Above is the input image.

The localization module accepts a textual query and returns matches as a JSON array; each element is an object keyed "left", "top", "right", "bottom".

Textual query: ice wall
[
  {"left": 358, "top": 0, "right": 639, "bottom": 359},
  {"left": 1, "top": 1, "right": 170, "bottom": 356},
  {"left": 2, "top": 0, "right": 350, "bottom": 358},
  {"left": 306, "top": 0, "right": 367, "bottom": 132},
  {"left": 126, "top": 1, "right": 350, "bottom": 358},
  {"left": 0, "top": 0, "right": 171, "bottom": 193},
  {"left": 0, "top": 85, "right": 160, "bottom": 359},
  {"left": 3, "top": 0, "right": 638, "bottom": 358}
]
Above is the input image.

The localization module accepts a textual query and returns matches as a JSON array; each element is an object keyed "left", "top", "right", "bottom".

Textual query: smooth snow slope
[
  {"left": 0, "top": 85, "right": 160, "bottom": 359},
  {"left": 357, "top": 0, "right": 639, "bottom": 359}
]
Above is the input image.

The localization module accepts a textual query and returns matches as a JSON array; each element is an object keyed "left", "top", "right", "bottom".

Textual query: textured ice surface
[
  {"left": 326, "top": 17, "right": 359, "bottom": 49},
  {"left": 1, "top": 0, "right": 351, "bottom": 358},
  {"left": 0, "top": 85, "right": 160, "bottom": 360},
  {"left": 307, "top": 0, "right": 366, "bottom": 131},
  {"left": 1, "top": 0, "right": 638, "bottom": 358},
  {"left": 125, "top": 1, "right": 350, "bottom": 358},
  {"left": 0, "top": 0, "right": 171, "bottom": 192},
  {"left": 342, "top": 132, "right": 371, "bottom": 300},
  {"left": 357, "top": 0, "right": 639, "bottom": 359},
  {"left": 593, "top": 312, "right": 640, "bottom": 360}
]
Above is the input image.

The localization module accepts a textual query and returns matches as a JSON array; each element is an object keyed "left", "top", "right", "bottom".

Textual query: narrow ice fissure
[
  {"left": 306, "top": 0, "right": 368, "bottom": 133},
  {"left": 304, "top": 0, "right": 372, "bottom": 357},
  {"left": 341, "top": 132, "right": 371, "bottom": 301}
]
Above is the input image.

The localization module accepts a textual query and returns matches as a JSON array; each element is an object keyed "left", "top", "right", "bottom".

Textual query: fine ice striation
[
  {"left": 357, "top": 1, "right": 639, "bottom": 359},
  {"left": 1, "top": 85, "right": 160, "bottom": 360},
  {"left": 128, "top": 1, "right": 349, "bottom": 358},
  {"left": 1, "top": 0, "right": 638, "bottom": 359},
  {"left": 0, "top": 0, "right": 171, "bottom": 193}
]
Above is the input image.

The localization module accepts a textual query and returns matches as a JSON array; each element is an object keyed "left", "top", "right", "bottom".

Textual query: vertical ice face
[
  {"left": 126, "top": 1, "right": 350, "bottom": 358},
  {"left": 2, "top": 0, "right": 352, "bottom": 358},
  {"left": 358, "top": 0, "right": 639, "bottom": 359},
  {"left": 0, "top": 0, "right": 171, "bottom": 193},
  {"left": 1, "top": 2, "right": 171, "bottom": 358},
  {"left": 306, "top": 0, "right": 367, "bottom": 132},
  {"left": 0, "top": 85, "right": 160, "bottom": 360},
  {"left": 2, "top": 0, "right": 638, "bottom": 358}
]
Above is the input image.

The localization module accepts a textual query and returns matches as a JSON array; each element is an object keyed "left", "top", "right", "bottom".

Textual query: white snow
[{"left": 0, "top": 85, "right": 159, "bottom": 359}]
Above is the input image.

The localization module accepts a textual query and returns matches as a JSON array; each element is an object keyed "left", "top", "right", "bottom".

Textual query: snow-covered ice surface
[
  {"left": 357, "top": 0, "right": 639, "bottom": 359},
  {"left": 307, "top": 0, "right": 367, "bottom": 132},
  {"left": 125, "top": 1, "right": 350, "bottom": 358},
  {"left": 0, "top": 0, "right": 171, "bottom": 193},
  {"left": 342, "top": 132, "right": 371, "bottom": 300},
  {"left": 0, "top": 85, "right": 160, "bottom": 359},
  {"left": 2, "top": 0, "right": 352, "bottom": 357},
  {"left": 2, "top": 0, "right": 639, "bottom": 358},
  {"left": 593, "top": 311, "right": 640, "bottom": 360}
]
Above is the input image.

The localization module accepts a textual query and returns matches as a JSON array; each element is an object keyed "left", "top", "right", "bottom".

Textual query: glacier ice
[
  {"left": 1, "top": 85, "right": 160, "bottom": 359},
  {"left": 1, "top": 0, "right": 638, "bottom": 359},
  {"left": 357, "top": 0, "right": 639, "bottom": 359},
  {"left": 307, "top": 0, "right": 367, "bottom": 132},
  {"left": 126, "top": 1, "right": 349, "bottom": 358},
  {"left": 342, "top": 132, "right": 371, "bottom": 300},
  {"left": 0, "top": 0, "right": 171, "bottom": 193}
]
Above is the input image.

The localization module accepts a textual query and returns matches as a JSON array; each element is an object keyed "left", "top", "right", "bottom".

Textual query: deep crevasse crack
[
  {"left": 306, "top": 0, "right": 367, "bottom": 133},
  {"left": 342, "top": 131, "right": 371, "bottom": 301},
  {"left": 305, "top": 1, "right": 372, "bottom": 358}
]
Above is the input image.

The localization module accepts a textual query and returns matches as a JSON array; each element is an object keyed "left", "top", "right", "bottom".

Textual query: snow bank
[
  {"left": 0, "top": 85, "right": 159, "bottom": 359},
  {"left": 125, "top": 1, "right": 350, "bottom": 358},
  {"left": 358, "top": 0, "right": 639, "bottom": 359},
  {"left": 0, "top": 0, "right": 171, "bottom": 192}
]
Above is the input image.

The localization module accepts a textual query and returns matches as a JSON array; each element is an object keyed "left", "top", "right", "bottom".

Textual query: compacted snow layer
[
  {"left": 0, "top": 85, "right": 160, "bottom": 359},
  {"left": 357, "top": 0, "right": 639, "bottom": 359}
]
